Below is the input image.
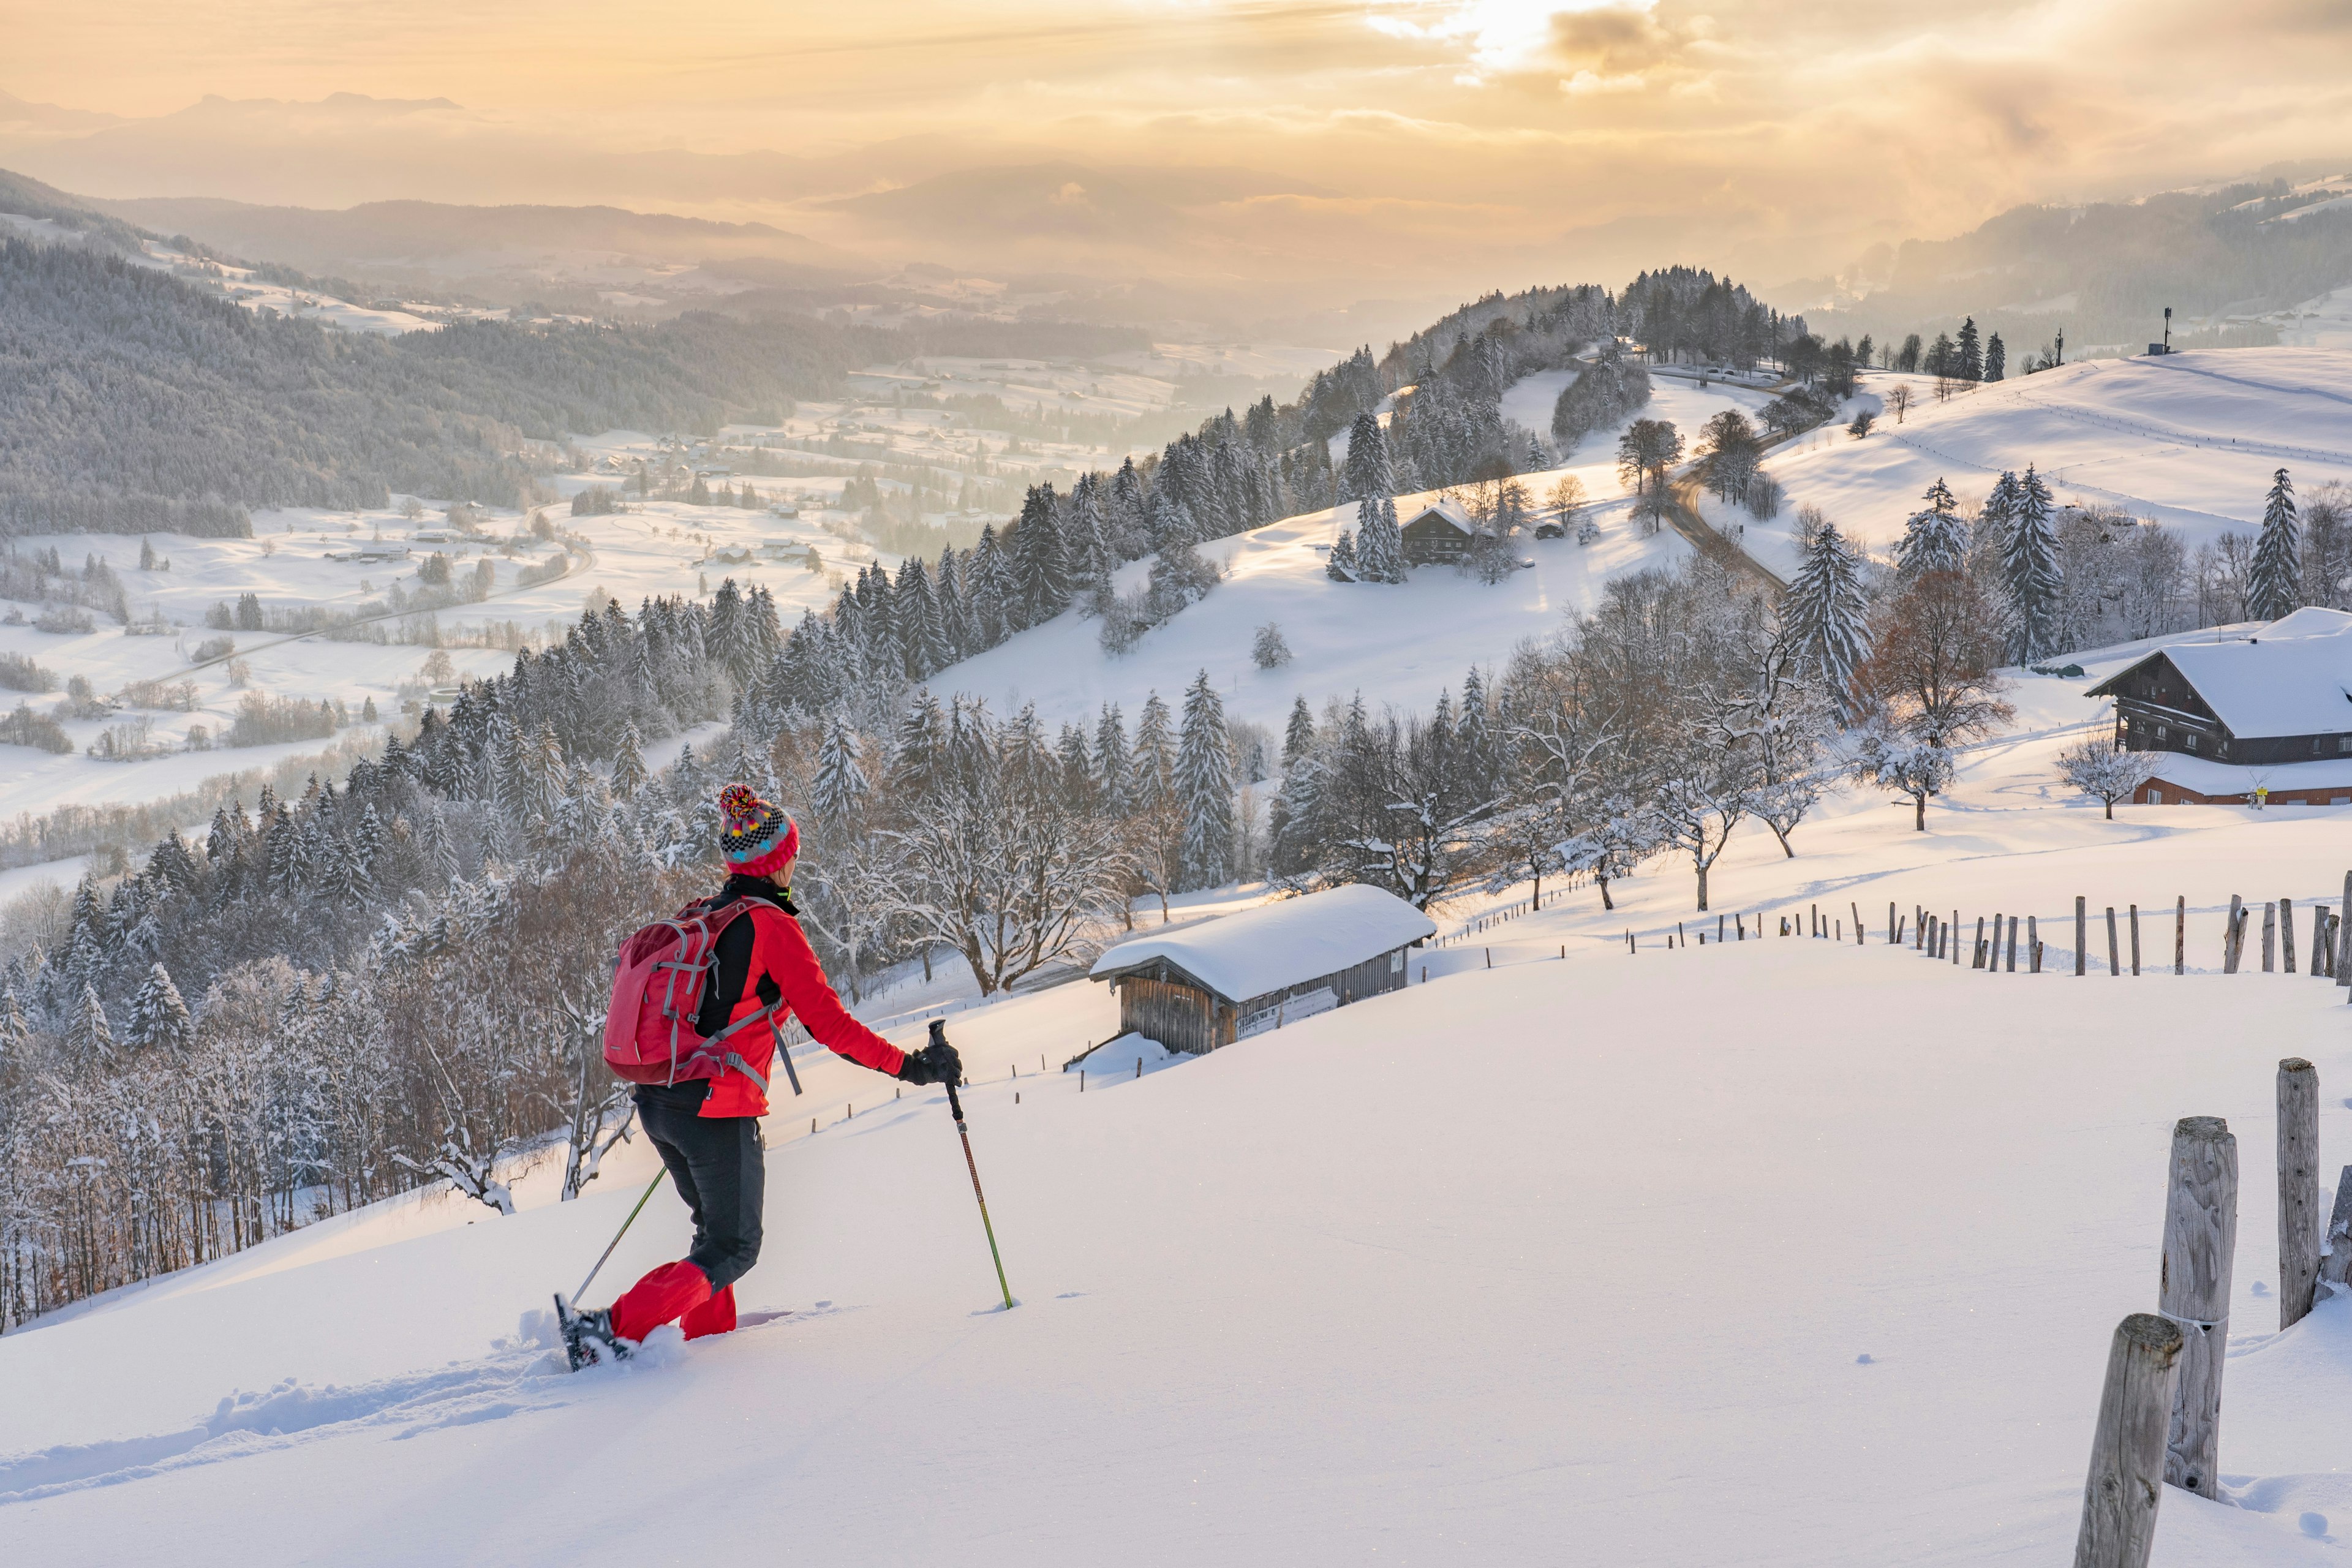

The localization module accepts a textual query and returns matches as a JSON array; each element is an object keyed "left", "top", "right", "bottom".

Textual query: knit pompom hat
[{"left": 717, "top": 783, "right": 797, "bottom": 877}]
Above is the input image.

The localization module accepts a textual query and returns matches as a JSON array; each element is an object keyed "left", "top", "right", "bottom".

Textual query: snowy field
[
  {"left": 1701, "top": 349, "right": 2352, "bottom": 581},
  {"left": 11, "top": 657, "right": 2352, "bottom": 1562}
]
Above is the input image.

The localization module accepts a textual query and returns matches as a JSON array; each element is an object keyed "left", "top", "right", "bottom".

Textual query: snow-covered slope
[
  {"left": 932, "top": 374, "right": 1773, "bottom": 732},
  {"left": 1707, "top": 348, "right": 2352, "bottom": 581},
  {"left": 14, "top": 663, "right": 2352, "bottom": 1564}
]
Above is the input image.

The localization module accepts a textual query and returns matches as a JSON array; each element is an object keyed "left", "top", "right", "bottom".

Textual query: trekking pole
[
  {"left": 573, "top": 1170, "right": 663, "bottom": 1305},
  {"left": 936, "top": 1019, "right": 1013, "bottom": 1310}
]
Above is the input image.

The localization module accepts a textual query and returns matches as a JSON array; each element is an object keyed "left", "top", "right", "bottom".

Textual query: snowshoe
[{"left": 554, "top": 1292, "right": 633, "bottom": 1371}]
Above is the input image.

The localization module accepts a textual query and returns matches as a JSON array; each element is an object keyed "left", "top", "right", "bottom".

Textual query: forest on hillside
[{"left": 0, "top": 239, "right": 874, "bottom": 534}]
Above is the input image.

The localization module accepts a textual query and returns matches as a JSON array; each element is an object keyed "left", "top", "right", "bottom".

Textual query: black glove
[{"left": 898, "top": 1035, "right": 962, "bottom": 1086}]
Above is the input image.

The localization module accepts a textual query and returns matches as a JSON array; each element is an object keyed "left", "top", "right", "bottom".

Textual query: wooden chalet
[
  {"left": 2086, "top": 609, "right": 2352, "bottom": 804},
  {"left": 1088, "top": 885, "right": 1436, "bottom": 1055},
  {"left": 1398, "top": 499, "right": 1480, "bottom": 565}
]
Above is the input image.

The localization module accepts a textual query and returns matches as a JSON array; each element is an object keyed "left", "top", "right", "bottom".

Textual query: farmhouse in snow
[
  {"left": 1088, "top": 885, "right": 1436, "bottom": 1055},
  {"left": 2086, "top": 608, "right": 2352, "bottom": 804},
  {"left": 1398, "top": 498, "right": 1481, "bottom": 564}
]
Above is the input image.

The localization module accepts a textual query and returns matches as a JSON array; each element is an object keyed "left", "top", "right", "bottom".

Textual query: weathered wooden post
[
  {"left": 1951, "top": 910, "right": 1960, "bottom": 965},
  {"left": 1888, "top": 901, "right": 1897, "bottom": 944},
  {"left": 2107, "top": 907, "right": 2121, "bottom": 976},
  {"left": 2262, "top": 901, "right": 2277, "bottom": 972},
  {"left": 2077, "top": 896, "right": 2089, "bottom": 975},
  {"left": 2008, "top": 914, "right": 2020, "bottom": 973},
  {"left": 2130, "top": 905, "right": 2141, "bottom": 976},
  {"left": 2073, "top": 1313, "right": 2185, "bottom": 1568},
  {"left": 2175, "top": 896, "right": 2186, "bottom": 975},
  {"left": 1915, "top": 906, "right": 1924, "bottom": 950},
  {"left": 2278, "top": 1058, "right": 2321, "bottom": 1332},
  {"left": 1850, "top": 901, "right": 1863, "bottom": 944},
  {"left": 2160, "top": 1116, "right": 2237, "bottom": 1499},
  {"left": 1989, "top": 910, "right": 2003, "bottom": 975},
  {"left": 2030, "top": 915, "right": 2042, "bottom": 972},
  {"left": 1973, "top": 915, "right": 1987, "bottom": 968},
  {"left": 2315, "top": 908, "right": 2332, "bottom": 979},
  {"left": 2320, "top": 1166, "right": 2352, "bottom": 1292},
  {"left": 2283, "top": 898, "right": 2297, "bottom": 973},
  {"left": 2222, "top": 895, "right": 2244, "bottom": 973},
  {"left": 2340, "top": 870, "right": 2352, "bottom": 988}
]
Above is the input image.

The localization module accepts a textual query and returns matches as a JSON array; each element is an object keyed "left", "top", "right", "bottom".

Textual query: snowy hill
[
  {"left": 1709, "top": 348, "right": 2352, "bottom": 582},
  {"left": 931, "top": 372, "right": 1773, "bottom": 732},
  {"left": 14, "top": 654, "right": 2352, "bottom": 1563}
]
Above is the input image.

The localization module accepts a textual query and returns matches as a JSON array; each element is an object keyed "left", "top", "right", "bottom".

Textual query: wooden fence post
[
  {"left": 2130, "top": 905, "right": 2141, "bottom": 976},
  {"left": 1889, "top": 901, "right": 1897, "bottom": 944},
  {"left": 2340, "top": 870, "right": 2352, "bottom": 988},
  {"left": 2175, "top": 896, "right": 2185, "bottom": 976},
  {"left": 2073, "top": 1313, "right": 2185, "bottom": 1568},
  {"left": 2008, "top": 914, "right": 2019, "bottom": 972},
  {"left": 2030, "top": 915, "right": 2041, "bottom": 972},
  {"left": 1951, "top": 910, "right": 1961, "bottom": 965},
  {"left": 2160, "top": 1115, "right": 2237, "bottom": 1499},
  {"left": 2316, "top": 908, "right": 2333, "bottom": 979},
  {"left": 2107, "top": 907, "right": 2121, "bottom": 976},
  {"left": 2283, "top": 897, "right": 2297, "bottom": 973},
  {"left": 1990, "top": 911, "right": 2003, "bottom": 975},
  {"left": 2320, "top": 1166, "right": 2352, "bottom": 1293},
  {"left": 2077, "top": 896, "right": 2088, "bottom": 975},
  {"left": 2223, "top": 895, "right": 2244, "bottom": 973},
  {"left": 1973, "top": 916, "right": 1987, "bottom": 968},
  {"left": 1851, "top": 902, "right": 1863, "bottom": 944},
  {"left": 2262, "top": 902, "right": 2277, "bottom": 973},
  {"left": 1915, "top": 907, "right": 1924, "bottom": 950},
  {"left": 2278, "top": 1058, "right": 2321, "bottom": 1332}
]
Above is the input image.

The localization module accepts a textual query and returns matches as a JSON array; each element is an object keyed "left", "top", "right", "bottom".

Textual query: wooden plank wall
[{"left": 1120, "top": 946, "right": 1412, "bottom": 1055}]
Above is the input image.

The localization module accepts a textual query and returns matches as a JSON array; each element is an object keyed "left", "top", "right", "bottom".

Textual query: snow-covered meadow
[
  {"left": 1705, "top": 349, "right": 2352, "bottom": 581},
  {"left": 10, "top": 672, "right": 2352, "bottom": 1564}
]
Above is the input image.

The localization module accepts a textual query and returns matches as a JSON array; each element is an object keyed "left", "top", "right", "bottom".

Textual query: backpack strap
[{"left": 693, "top": 998, "right": 804, "bottom": 1097}]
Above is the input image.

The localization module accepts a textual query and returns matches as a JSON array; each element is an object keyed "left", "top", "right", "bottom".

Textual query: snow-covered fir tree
[
  {"left": 126, "top": 962, "right": 194, "bottom": 1052},
  {"left": 1177, "top": 671, "right": 1235, "bottom": 890},
  {"left": 1327, "top": 527, "right": 1359, "bottom": 581},
  {"left": 1894, "top": 477, "right": 1970, "bottom": 579},
  {"left": 1355, "top": 496, "right": 1406, "bottom": 584},
  {"left": 812, "top": 710, "right": 869, "bottom": 826},
  {"left": 2248, "top": 467, "right": 2302, "bottom": 622},
  {"left": 2000, "top": 465, "right": 2064, "bottom": 661},
  {"left": 1782, "top": 519, "right": 1871, "bottom": 706},
  {"left": 1342, "top": 410, "right": 1395, "bottom": 503}
]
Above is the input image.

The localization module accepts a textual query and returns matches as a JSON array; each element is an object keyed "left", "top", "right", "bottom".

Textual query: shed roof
[
  {"left": 2088, "top": 609, "right": 2352, "bottom": 738},
  {"left": 1089, "top": 884, "right": 1436, "bottom": 1003}
]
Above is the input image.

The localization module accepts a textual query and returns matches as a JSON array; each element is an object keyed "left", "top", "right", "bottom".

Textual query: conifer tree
[
  {"left": 1092, "top": 703, "right": 1131, "bottom": 813},
  {"left": 1327, "top": 527, "right": 1359, "bottom": 581},
  {"left": 1343, "top": 411, "right": 1394, "bottom": 503},
  {"left": 127, "top": 962, "right": 194, "bottom": 1052},
  {"left": 1983, "top": 333, "right": 2005, "bottom": 382},
  {"left": 812, "top": 710, "right": 868, "bottom": 826},
  {"left": 1356, "top": 496, "right": 1407, "bottom": 584},
  {"left": 1958, "top": 318, "right": 1983, "bottom": 383},
  {"left": 1011, "top": 484, "right": 1072, "bottom": 625},
  {"left": 2000, "top": 465, "right": 2064, "bottom": 660},
  {"left": 1134, "top": 693, "right": 1175, "bottom": 804},
  {"left": 69, "top": 981, "right": 115, "bottom": 1061},
  {"left": 1784, "top": 519, "right": 1872, "bottom": 706},
  {"left": 1283, "top": 695, "right": 1317, "bottom": 769},
  {"left": 1895, "top": 477, "right": 1971, "bottom": 579},
  {"left": 1176, "top": 671, "right": 1235, "bottom": 890},
  {"left": 609, "top": 722, "right": 650, "bottom": 799},
  {"left": 2248, "top": 467, "right": 2302, "bottom": 622}
]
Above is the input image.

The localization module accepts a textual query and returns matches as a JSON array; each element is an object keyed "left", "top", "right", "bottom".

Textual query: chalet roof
[
  {"left": 2089, "top": 609, "right": 2352, "bottom": 738},
  {"left": 1399, "top": 498, "right": 1478, "bottom": 535},
  {"left": 1089, "top": 884, "right": 1436, "bottom": 1004}
]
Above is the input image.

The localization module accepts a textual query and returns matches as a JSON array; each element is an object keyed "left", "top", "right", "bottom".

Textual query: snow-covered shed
[
  {"left": 2087, "top": 608, "right": 2352, "bottom": 769},
  {"left": 1088, "top": 885, "right": 1437, "bottom": 1055},
  {"left": 1398, "top": 499, "right": 1480, "bottom": 564}
]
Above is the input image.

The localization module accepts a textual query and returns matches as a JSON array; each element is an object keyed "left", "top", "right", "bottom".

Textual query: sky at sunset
[{"left": 5, "top": 1, "right": 2350, "bottom": 306}]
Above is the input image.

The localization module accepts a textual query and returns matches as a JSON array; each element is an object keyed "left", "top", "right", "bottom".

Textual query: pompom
[{"left": 717, "top": 783, "right": 759, "bottom": 821}]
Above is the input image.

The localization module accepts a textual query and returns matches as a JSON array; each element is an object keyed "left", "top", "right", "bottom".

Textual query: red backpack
[{"left": 603, "top": 897, "right": 805, "bottom": 1098}]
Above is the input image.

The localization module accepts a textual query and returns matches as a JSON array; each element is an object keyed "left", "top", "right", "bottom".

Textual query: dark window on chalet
[{"left": 2186, "top": 733, "right": 2199, "bottom": 752}]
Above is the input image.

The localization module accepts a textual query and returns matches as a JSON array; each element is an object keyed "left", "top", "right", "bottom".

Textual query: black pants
[{"left": 635, "top": 1082, "right": 765, "bottom": 1291}]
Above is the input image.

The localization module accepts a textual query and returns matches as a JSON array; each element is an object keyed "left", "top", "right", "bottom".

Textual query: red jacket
[{"left": 692, "top": 888, "right": 904, "bottom": 1117}]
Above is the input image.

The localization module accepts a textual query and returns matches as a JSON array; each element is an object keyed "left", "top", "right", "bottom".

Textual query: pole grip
[{"left": 933, "top": 1020, "right": 965, "bottom": 1123}]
